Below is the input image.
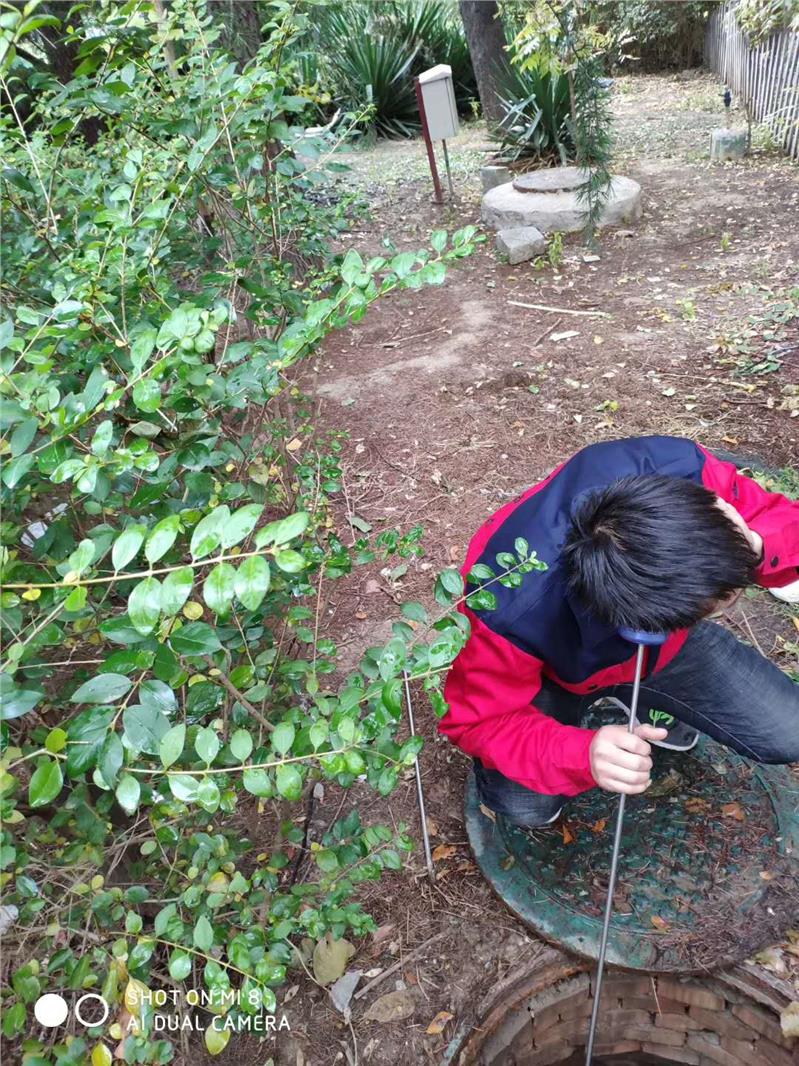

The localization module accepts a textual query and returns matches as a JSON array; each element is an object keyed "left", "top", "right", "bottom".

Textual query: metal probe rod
[
  {"left": 585, "top": 641, "right": 646, "bottom": 1065},
  {"left": 403, "top": 670, "right": 435, "bottom": 882}
]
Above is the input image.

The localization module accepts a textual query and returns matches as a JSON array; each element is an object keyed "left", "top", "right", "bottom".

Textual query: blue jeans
[{"left": 473, "top": 621, "right": 799, "bottom": 827}]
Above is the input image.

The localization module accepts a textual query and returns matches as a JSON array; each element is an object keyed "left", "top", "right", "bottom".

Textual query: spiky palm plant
[{"left": 493, "top": 60, "right": 574, "bottom": 163}]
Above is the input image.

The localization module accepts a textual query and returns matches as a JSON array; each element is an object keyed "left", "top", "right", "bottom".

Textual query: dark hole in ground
[{"left": 561, "top": 1052, "right": 680, "bottom": 1065}]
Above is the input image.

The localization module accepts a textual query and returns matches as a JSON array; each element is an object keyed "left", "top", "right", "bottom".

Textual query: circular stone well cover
[
  {"left": 466, "top": 715, "right": 799, "bottom": 973},
  {"left": 481, "top": 165, "right": 642, "bottom": 234},
  {"left": 512, "top": 167, "right": 589, "bottom": 193}
]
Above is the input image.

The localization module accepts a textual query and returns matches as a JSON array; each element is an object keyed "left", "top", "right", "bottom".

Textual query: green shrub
[
  {"left": 308, "top": 0, "right": 476, "bottom": 140},
  {"left": 492, "top": 59, "right": 575, "bottom": 163},
  {"left": 0, "top": 2, "right": 486, "bottom": 1062}
]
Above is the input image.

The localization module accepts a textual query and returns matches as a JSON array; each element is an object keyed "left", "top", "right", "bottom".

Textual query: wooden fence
[{"left": 705, "top": 2, "right": 799, "bottom": 159}]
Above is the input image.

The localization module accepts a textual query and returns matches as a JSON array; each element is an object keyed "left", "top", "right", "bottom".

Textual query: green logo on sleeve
[{"left": 648, "top": 708, "right": 675, "bottom": 728}]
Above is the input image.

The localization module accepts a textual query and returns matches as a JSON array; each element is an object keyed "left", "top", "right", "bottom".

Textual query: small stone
[
  {"left": 362, "top": 988, "right": 416, "bottom": 1023},
  {"left": 495, "top": 225, "right": 547, "bottom": 264},
  {"left": 710, "top": 127, "right": 747, "bottom": 161},
  {"left": 480, "top": 164, "right": 512, "bottom": 192}
]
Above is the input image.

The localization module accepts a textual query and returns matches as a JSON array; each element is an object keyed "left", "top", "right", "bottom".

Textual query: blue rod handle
[{"left": 617, "top": 627, "right": 667, "bottom": 646}]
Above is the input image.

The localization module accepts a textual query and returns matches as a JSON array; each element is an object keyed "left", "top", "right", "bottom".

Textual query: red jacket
[{"left": 439, "top": 436, "right": 799, "bottom": 796}]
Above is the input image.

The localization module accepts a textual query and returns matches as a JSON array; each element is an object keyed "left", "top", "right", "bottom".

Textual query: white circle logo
[
  {"left": 34, "top": 993, "right": 69, "bottom": 1028},
  {"left": 74, "top": 992, "right": 110, "bottom": 1028}
]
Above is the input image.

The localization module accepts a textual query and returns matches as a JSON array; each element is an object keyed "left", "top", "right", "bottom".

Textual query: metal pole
[
  {"left": 585, "top": 642, "right": 646, "bottom": 1065},
  {"left": 442, "top": 138, "right": 455, "bottom": 198},
  {"left": 403, "top": 670, "right": 435, "bottom": 882},
  {"left": 414, "top": 76, "right": 444, "bottom": 205}
]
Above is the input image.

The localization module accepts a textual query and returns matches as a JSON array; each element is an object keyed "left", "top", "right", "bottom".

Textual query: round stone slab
[
  {"left": 481, "top": 166, "right": 641, "bottom": 234},
  {"left": 465, "top": 721, "right": 799, "bottom": 973}
]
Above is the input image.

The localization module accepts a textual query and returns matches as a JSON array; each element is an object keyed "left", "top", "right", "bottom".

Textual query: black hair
[{"left": 562, "top": 475, "right": 760, "bottom": 632}]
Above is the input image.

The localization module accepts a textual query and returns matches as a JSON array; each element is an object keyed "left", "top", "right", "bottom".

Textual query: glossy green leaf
[
  {"left": 168, "top": 773, "right": 200, "bottom": 802},
  {"left": 203, "top": 563, "right": 236, "bottom": 615},
  {"left": 159, "top": 724, "right": 186, "bottom": 768},
  {"left": 193, "top": 915, "right": 214, "bottom": 951},
  {"left": 170, "top": 622, "right": 221, "bottom": 656},
  {"left": 145, "top": 515, "right": 181, "bottom": 563},
  {"left": 123, "top": 703, "right": 169, "bottom": 754},
  {"left": 274, "top": 549, "right": 305, "bottom": 573},
  {"left": 115, "top": 773, "right": 141, "bottom": 814},
  {"left": 139, "top": 679, "right": 177, "bottom": 715},
  {"left": 112, "top": 525, "right": 146, "bottom": 571},
  {"left": 233, "top": 554, "right": 270, "bottom": 611},
  {"left": 71, "top": 673, "right": 132, "bottom": 704},
  {"left": 275, "top": 763, "right": 302, "bottom": 801},
  {"left": 220, "top": 504, "right": 262, "bottom": 549},
  {"left": 229, "top": 729, "right": 253, "bottom": 761},
  {"left": 28, "top": 758, "right": 63, "bottom": 808},
  {"left": 194, "top": 726, "right": 220, "bottom": 764},
  {"left": 132, "top": 378, "right": 161, "bottom": 413},
  {"left": 128, "top": 577, "right": 161, "bottom": 636},
  {"left": 254, "top": 511, "right": 309, "bottom": 547},
  {"left": 271, "top": 721, "right": 295, "bottom": 756},
  {"left": 160, "top": 566, "right": 194, "bottom": 616},
  {"left": 98, "top": 732, "right": 124, "bottom": 786},
  {"left": 169, "top": 952, "right": 192, "bottom": 981},
  {"left": 242, "top": 768, "right": 272, "bottom": 797},
  {"left": 190, "top": 506, "right": 230, "bottom": 559}
]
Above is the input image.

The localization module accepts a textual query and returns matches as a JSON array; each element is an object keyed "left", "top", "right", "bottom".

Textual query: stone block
[
  {"left": 655, "top": 1011, "right": 702, "bottom": 1032},
  {"left": 623, "top": 995, "right": 688, "bottom": 1015},
  {"left": 642, "top": 1043, "right": 701, "bottom": 1064},
  {"left": 710, "top": 127, "right": 747, "bottom": 162},
  {"left": 592, "top": 1040, "right": 642, "bottom": 1057},
  {"left": 753, "top": 1040, "right": 799, "bottom": 1066},
  {"left": 481, "top": 164, "right": 512, "bottom": 192},
  {"left": 686, "top": 1032, "right": 749, "bottom": 1066},
  {"left": 611, "top": 1026, "right": 685, "bottom": 1048},
  {"left": 731, "top": 1001, "right": 791, "bottom": 1045},
  {"left": 689, "top": 1006, "right": 753, "bottom": 1041},
  {"left": 495, "top": 225, "right": 547, "bottom": 265},
  {"left": 656, "top": 980, "right": 725, "bottom": 1012},
  {"left": 719, "top": 1036, "right": 756, "bottom": 1060}
]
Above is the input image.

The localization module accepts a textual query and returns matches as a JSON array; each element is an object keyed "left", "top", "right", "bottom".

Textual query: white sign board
[{"left": 418, "top": 64, "right": 459, "bottom": 141}]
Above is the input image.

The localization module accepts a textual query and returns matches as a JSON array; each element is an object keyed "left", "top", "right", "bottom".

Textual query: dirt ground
[{"left": 224, "top": 72, "right": 799, "bottom": 1066}]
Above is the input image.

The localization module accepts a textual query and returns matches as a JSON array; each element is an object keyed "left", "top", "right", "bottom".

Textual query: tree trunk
[
  {"left": 458, "top": 0, "right": 507, "bottom": 126},
  {"left": 208, "top": 0, "right": 263, "bottom": 68}
]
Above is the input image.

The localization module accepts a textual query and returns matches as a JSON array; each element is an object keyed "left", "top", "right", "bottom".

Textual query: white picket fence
[{"left": 705, "top": 2, "right": 799, "bottom": 159}]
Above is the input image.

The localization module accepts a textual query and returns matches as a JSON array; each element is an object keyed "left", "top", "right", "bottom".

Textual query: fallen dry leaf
[
  {"left": 590, "top": 819, "right": 607, "bottom": 834},
  {"left": 426, "top": 1010, "right": 454, "bottom": 1036},
  {"left": 561, "top": 823, "right": 575, "bottom": 845},
  {"left": 685, "top": 797, "right": 711, "bottom": 813},
  {"left": 479, "top": 803, "right": 496, "bottom": 823},
  {"left": 650, "top": 915, "right": 669, "bottom": 930},
  {"left": 780, "top": 1001, "right": 799, "bottom": 1038},
  {"left": 432, "top": 843, "right": 457, "bottom": 862},
  {"left": 312, "top": 934, "right": 356, "bottom": 986},
  {"left": 722, "top": 802, "right": 746, "bottom": 821},
  {"left": 753, "top": 946, "right": 787, "bottom": 974},
  {"left": 425, "top": 816, "right": 439, "bottom": 837}
]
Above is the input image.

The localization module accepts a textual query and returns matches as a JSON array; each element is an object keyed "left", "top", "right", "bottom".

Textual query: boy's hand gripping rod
[{"left": 584, "top": 627, "right": 667, "bottom": 1066}]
